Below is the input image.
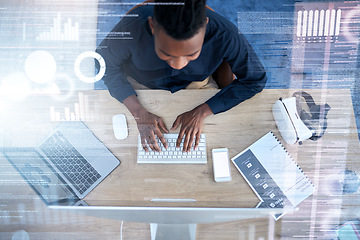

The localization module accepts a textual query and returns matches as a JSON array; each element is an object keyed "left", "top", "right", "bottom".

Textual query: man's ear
[
  {"left": 148, "top": 16, "right": 155, "bottom": 35},
  {"left": 206, "top": 17, "right": 209, "bottom": 25}
]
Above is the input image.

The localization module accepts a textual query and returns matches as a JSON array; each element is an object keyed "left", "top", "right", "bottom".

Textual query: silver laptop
[{"left": 1, "top": 121, "right": 119, "bottom": 205}]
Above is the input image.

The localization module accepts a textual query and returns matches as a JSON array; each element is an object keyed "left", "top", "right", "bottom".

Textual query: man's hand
[
  {"left": 135, "top": 109, "right": 169, "bottom": 152},
  {"left": 123, "top": 95, "right": 168, "bottom": 152},
  {"left": 171, "top": 103, "right": 213, "bottom": 152}
]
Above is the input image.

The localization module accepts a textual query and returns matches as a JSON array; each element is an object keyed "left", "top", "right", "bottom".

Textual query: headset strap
[{"left": 292, "top": 91, "right": 331, "bottom": 141}]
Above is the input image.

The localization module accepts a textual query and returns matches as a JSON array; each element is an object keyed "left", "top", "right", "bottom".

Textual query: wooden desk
[{"left": 0, "top": 89, "right": 359, "bottom": 239}]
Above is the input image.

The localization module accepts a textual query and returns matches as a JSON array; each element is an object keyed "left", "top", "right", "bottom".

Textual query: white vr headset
[{"left": 272, "top": 91, "right": 331, "bottom": 145}]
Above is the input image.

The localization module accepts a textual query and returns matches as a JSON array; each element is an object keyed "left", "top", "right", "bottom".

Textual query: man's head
[{"left": 148, "top": 0, "right": 208, "bottom": 70}]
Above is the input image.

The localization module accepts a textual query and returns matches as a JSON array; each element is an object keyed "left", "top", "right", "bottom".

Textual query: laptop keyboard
[
  {"left": 137, "top": 133, "right": 207, "bottom": 164},
  {"left": 39, "top": 131, "right": 101, "bottom": 194}
]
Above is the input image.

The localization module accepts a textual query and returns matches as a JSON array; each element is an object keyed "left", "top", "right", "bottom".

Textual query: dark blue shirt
[{"left": 96, "top": 6, "right": 267, "bottom": 114}]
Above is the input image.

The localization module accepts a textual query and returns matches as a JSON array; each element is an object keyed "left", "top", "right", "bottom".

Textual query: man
[{"left": 96, "top": 0, "right": 267, "bottom": 152}]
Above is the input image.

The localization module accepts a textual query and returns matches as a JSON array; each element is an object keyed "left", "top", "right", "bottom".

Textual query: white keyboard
[{"left": 137, "top": 133, "right": 207, "bottom": 164}]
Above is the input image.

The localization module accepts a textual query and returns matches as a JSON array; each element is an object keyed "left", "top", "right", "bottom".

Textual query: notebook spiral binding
[{"left": 270, "top": 131, "right": 315, "bottom": 188}]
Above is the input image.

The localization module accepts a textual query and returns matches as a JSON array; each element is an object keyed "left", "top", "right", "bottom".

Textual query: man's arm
[
  {"left": 96, "top": 32, "right": 136, "bottom": 103},
  {"left": 123, "top": 95, "right": 169, "bottom": 152},
  {"left": 171, "top": 103, "right": 213, "bottom": 152},
  {"left": 97, "top": 16, "right": 168, "bottom": 152},
  {"left": 205, "top": 30, "right": 267, "bottom": 115},
  {"left": 172, "top": 28, "right": 267, "bottom": 151}
]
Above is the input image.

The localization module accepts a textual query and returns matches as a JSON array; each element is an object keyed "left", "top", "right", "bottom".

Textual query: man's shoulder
[
  {"left": 110, "top": 5, "right": 152, "bottom": 38},
  {"left": 206, "top": 9, "right": 238, "bottom": 36},
  {"left": 127, "top": 5, "right": 153, "bottom": 22}
]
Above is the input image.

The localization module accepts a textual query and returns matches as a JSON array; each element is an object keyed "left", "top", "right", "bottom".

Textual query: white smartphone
[{"left": 212, "top": 148, "right": 231, "bottom": 182}]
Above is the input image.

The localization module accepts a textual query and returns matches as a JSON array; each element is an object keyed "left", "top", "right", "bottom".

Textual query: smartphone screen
[{"left": 212, "top": 149, "right": 231, "bottom": 182}]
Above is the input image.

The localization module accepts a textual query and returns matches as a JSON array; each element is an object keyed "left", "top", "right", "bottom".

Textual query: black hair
[{"left": 153, "top": 0, "right": 207, "bottom": 40}]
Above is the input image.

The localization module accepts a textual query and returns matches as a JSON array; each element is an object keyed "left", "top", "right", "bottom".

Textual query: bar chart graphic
[
  {"left": 296, "top": 9, "right": 341, "bottom": 40},
  {"left": 36, "top": 13, "right": 79, "bottom": 41},
  {"left": 50, "top": 92, "right": 94, "bottom": 122}
]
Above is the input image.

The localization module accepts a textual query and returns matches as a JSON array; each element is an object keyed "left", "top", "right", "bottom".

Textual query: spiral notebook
[{"left": 231, "top": 131, "right": 315, "bottom": 220}]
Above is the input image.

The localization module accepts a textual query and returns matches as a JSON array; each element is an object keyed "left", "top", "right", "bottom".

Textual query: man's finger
[
  {"left": 194, "top": 132, "right": 201, "bottom": 150},
  {"left": 187, "top": 131, "right": 196, "bottom": 152},
  {"left": 182, "top": 130, "right": 191, "bottom": 152},
  {"left": 147, "top": 141, "right": 158, "bottom": 152},
  {"left": 147, "top": 132, "right": 160, "bottom": 152},
  {"left": 141, "top": 136, "right": 149, "bottom": 152},
  {"left": 155, "top": 128, "right": 168, "bottom": 149},
  {"left": 171, "top": 116, "right": 181, "bottom": 131},
  {"left": 176, "top": 128, "right": 185, "bottom": 148},
  {"left": 158, "top": 118, "right": 169, "bottom": 133}
]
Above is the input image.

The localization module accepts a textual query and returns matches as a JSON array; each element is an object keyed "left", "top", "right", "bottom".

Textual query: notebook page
[
  {"left": 248, "top": 132, "right": 315, "bottom": 206},
  {"left": 232, "top": 132, "right": 315, "bottom": 208}
]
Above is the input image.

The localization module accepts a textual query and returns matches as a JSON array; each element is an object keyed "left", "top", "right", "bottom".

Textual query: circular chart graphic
[{"left": 74, "top": 51, "right": 106, "bottom": 83}]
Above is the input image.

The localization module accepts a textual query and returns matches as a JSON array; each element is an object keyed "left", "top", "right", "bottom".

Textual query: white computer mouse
[{"left": 112, "top": 114, "right": 128, "bottom": 140}]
